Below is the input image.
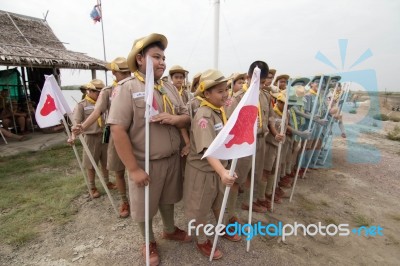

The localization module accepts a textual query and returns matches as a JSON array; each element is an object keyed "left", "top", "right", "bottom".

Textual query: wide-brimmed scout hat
[
  {"left": 169, "top": 65, "right": 188, "bottom": 76},
  {"left": 191, "top": 72, "right": 202, "bottom": 93},
  {"left": 269, "top": 69, "right": 277, "bottom": 76},
  {"left": 311, "top": 74, "right": 330, "bottom": 84},
  {"left": 271, "top": 91, "right": 286, "bottom": 103},
  {"left": 288, "top": 85, "right": 306, "bottom": 106},
  {"left": 291, "top": 77, "right": 310, "bottom": 86},
  {"left": 105, "top": 57, "right": 130, "bottom": 72},
  {"left": 273, "top": 74, "right": 290, "bottom": 85},
  {"left": 196, "top": 69, "right": 228, "bottom": 97},
  {"left": 83, "top": 79, "right": 105, "bottom": 91},
  {"left": 127, "top": 33, "right": 168, "bottom": 73}
]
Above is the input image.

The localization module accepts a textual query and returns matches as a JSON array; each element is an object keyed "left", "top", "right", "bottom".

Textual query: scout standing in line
[
  {"left": 107, "top": 33, "right": 191, "bottom": 266},
  {"left": 274, "top": 74, "right": 290, "bottom": 91},
  {"left": 183, "top": 69, "right": 238, "bottom": 260},
  {"left": 169, "top": 65, "right": 191, "bottom": 166},
  {"left": 72, "top": 57, "right": 131, "bottom": 218},
  {"left": 264, "top": 69, "right": 280, "bottom": 93},
  {"left": 72, "top": 79, "right": 115, "bottom": 198}
]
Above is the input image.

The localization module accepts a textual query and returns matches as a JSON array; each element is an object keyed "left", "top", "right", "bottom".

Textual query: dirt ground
[{"left": 1, "top": 100, "right": 400, "bottom": 266}]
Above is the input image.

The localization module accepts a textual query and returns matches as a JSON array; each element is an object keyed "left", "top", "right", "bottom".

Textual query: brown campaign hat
[
  {"left": 197, "top": 69, "right": 228, "bottom": 97},
  {"left": 127, "top": 33, "right": 168, "bottom": 73},
  {"left": 83, "top": 79, "right": 105, "bottom": 91},
  {"left": 169, "top": 65, "right": 188, "bottom": 76},
  {"left": 273, "top": 74, "right": 290, "bottom": 85},
  {"left": 105, "top": 57, "right": 130, "bottom": 72}
]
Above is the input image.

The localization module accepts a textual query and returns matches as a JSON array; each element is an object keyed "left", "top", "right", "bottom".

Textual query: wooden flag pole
[
  {"left": 210, "top": 158, "right": 238, "bottom": 261},
  {"left": 289, "top": 76, "right": 324, "bottom": 202},
  {"left": 271, "top": 80, "right": 291, "bottom": 212}
]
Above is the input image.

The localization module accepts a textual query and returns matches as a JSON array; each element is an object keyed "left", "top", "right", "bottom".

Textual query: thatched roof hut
[{"left": 0, "top": 10, "right": 106, "bottom": 70}]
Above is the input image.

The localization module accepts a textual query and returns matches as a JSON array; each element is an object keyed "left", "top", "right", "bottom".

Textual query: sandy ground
[{"left": 1, "top": 102, "right": 400, "bottom": 266}]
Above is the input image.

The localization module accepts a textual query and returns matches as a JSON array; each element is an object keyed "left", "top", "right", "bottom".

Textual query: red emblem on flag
[
  {"left": 225, "top": 105, "right": 258, "bottom": 148},
  {"left": 40, "top": 94, "right": 57, "bottom": 116}
]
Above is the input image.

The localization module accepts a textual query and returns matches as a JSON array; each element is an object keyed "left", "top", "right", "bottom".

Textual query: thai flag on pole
[
  {"left": 35, "top": 75, "right": 71, "bottom": 128},
  {"left": 202, "top": 67, "right": 261, "bottom": 160},
  {"left": 90, "top": 5, "right": 101, "bottom": 23},
  {"left": 144, "top": 55, "right": 159, "bottom": 119}
]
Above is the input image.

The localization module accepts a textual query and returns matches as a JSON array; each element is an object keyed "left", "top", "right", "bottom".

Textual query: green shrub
[
  {"left": 373, "top": 113, "right": 389, "bottom": 121},
  {"left": 387, "top": 125, "right": 400, "bottom": 141},
  {"left": 349, "top": 109, "right": 357, "bottom": 114},
  {"left": 390, "top": 117, "right": 400, "bottom": 122}
]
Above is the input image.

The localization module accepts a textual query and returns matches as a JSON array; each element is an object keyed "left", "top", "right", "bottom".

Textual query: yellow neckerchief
[
  {"left": 195, "top": 96, "right": 204, "bottom": 102},
  {"left": 134, "top": 71, "right": 175, "bottom": 114},
  {"left": 290, "top": 108, "right": 298, "bottom": 130},
  {"left": 178, "top": 86, "right": 184, "bottom": 96},
  {"left": 257, "top": 101, "right": 262, "bottom": 128},
  {"left": 84, "top": 95, "right": 102, "bottom": 127},
  {"left": 243, "top": 83, "right": 248, "bottom": 91},
  {"left": 309, "top": 89, "right": 317, "bottom": 95},
  {"left": 112, "top": 80, "right": 118, "bottom": 87},
  {"left": 200, "top": 99, "right": 227, "bottom": 125},
  {"left": 273, "top": 104, "right": 283, "bottom": 117}
]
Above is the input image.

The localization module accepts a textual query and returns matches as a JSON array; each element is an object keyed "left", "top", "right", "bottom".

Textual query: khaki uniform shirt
[
  {"left": 259, "top": 89, "right": 274, "bottom": 136},
  {"left": 186, "top": 106, "right": 228, "bottom": 173},
  {"left": 265, "top": 108, "right": 288, "bottom": 146},
  {"left": 225, "top": 89, "right": 245, "bottom": 118},
  {"left": 107, "top": 75, "right": 189, "bottom": 161},
  {"left": 73, "top": 98, "right": 104, "bottom": 134}
]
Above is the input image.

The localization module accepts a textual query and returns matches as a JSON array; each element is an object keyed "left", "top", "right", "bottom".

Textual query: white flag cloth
[
  {"left": 35, "top": 75, "right": 72, "bottom": 128},
  {"left": 202, "top": 67, "right": 261, "bottom": 160},
  {"left": 144, "top": 55, "right": 159, "bottom": 118}
]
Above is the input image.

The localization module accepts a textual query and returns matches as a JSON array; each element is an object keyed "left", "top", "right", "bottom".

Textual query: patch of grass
[
  {"left": 320, "top": 200, "right": 329, "bottom": 207},
  {"left": 390, "top": 116, "right": 400, "bottom": 122},
  {"left": 324, "top": 217, "right": 338, "bottom": 225},
  {"left": 0, "top": 146, "right": 83, "bottom": 246},
  {"left": 373, "top": 113, "right": 389, "bottom": 121},
  {"left": 353, "top": 214, "right": 371, "bottom": 227},
  {"left": 349, "top": 109, "right": 357, "bottom": 114},
  {"left": 297, "top": 194, "right": 317, "bottom": 211},
  {"left": 387, "top": 125, "right": 400, "bottom": 141},
  {"left": 388, "top": 213, "right": 400, "bottom": 222}
]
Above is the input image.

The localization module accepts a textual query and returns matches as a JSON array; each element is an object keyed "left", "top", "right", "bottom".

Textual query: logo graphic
[
  {"left": 315, "top": 39, "right": 381, "bottom": 166},
  {"left": 40, "top": 94, "right": 57, "bottom": 116},
  {"left": 225, "top": 105, "right": 258, "bottom": 148}
]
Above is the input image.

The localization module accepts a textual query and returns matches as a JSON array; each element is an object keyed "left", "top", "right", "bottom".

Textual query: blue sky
[{"left": 1, "top": 0, "right": 399, "bottom": 91}]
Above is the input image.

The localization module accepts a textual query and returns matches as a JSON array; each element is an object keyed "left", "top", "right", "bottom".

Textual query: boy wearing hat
[
  {"left": 274, "top": 74, "right": 290, "bottom": 91},
  {"left": 184, "top": 69, "right": 238, "bottom": 260},
  {"left": 226, "top": 61, "right": 283, "bottom": 216},
  {"left": 107, "top": 33, "right": 191, "bottom": 266},
  {"left": 169, "top": 65, "right": 190, "bottom": 104},
  {"left": 72, "top": 79, "right": 113, "bottom": 198},
  {"left": 225, "top": 72, "right": 246, "bottom": 116},
  {"left": 265, "top": 69, "right": 279, "bottom": 93},
  {"left": 72, "top": 57, "right": 131, "bottom": 218}
]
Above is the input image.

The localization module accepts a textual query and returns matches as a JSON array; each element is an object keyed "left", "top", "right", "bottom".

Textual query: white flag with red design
[
  {"left": 144, "top": 55, "right": 159, "bottom": 118},
  {"left": 35, "top": 75, "right": 72, "bottom": 128},
  {"left": 202, "top": 67, "right": 261, "bottom": 160}
]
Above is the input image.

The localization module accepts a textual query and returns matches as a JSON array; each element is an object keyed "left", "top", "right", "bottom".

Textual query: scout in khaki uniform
[
  {"left": 187, "top": 73, "right": 203, "bottom": 119},
  {"left": 72, "top": 57, "right": 131, "bottom": 218},
  {"left": 225, "top": 61, "right": 283, "bottom": 217},
  {"left": 183, "top": 69, "right": 238, "bottom": 260},
  {"left": 169, "top": 65, "right": 190, "bottom": 104},
  {"left": 107, "top": 33, "right": 191, "bottom": 266},
  {"left": 265, "top": 69, "right": 280, "bottom": 93},
  {"left": 169, "top": 65, "right": 191, "bottom": 168},
  {"left": 263, "top": 91, "right": 290, "bottom": 204},
  {"left": 274, "top": 74, "right": 290, "bottom": 91},
  {"left": 303, "top": 75, "right": 329, "bottom": 169},
  {"left": 225, "top": 72, "right": 246, "bottom": 117},
  {"left": 72, "top": 79, "right": 114, "bottom": 198}
]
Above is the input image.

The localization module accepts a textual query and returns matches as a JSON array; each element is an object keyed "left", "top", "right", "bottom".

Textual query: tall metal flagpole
[
  {"left": 213, "top": 0, "right": 220, "bottom": 69},
  {"left": 97, "top": 0, "right": 108, "bottom": 85}
]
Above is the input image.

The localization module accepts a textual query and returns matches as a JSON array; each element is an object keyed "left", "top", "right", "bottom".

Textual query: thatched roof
[{"left": 0, "top": 10, "right": 106, "bottom": 70}]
